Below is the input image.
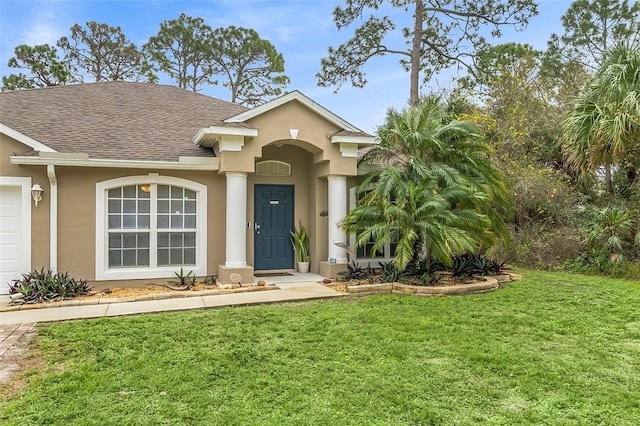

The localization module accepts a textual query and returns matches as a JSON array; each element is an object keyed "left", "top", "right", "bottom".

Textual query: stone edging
[
  {"left": 0, "top": 285, "right": 279, "bottom": 313},
  {"left": 345, "top": 273, "right": 522, "bottom": 297}
]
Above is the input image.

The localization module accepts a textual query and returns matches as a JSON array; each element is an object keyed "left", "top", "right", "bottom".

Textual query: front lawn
[{"left": 2, "top": 270, "right": 639, "bottom": 425}]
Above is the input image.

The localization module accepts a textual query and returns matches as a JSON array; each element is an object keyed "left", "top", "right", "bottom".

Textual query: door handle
[{"left": 254, "top": 222, "right": 261, "bottom": 234}]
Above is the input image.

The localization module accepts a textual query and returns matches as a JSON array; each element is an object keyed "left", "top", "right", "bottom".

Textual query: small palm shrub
[{"left": 9, "top": 268, "right": 92, "bottom": 304}]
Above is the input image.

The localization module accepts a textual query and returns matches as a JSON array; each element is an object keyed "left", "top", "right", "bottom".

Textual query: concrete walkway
[{"left": 0, "top": 274, "right": 344, "bottom": 325}]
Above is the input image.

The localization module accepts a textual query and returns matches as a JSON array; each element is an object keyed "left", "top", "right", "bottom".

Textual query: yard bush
[{"left": 9, "top": 268, "right": 92, "bottom": 304}]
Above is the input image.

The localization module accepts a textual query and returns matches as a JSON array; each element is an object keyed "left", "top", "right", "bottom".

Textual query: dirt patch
[
  {"left": 77, "top": 283, "right": 220, "bottom": 300},
  {"left": 0, "top": 326, "right": 45, "bottom": 401},
  {"left": 322, "top": 282, "right": 348, "bottom": 293}
]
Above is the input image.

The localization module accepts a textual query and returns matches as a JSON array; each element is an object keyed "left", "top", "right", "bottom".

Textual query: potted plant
[{"left": 290, "top": 221, "right": 310, "bottom": 273}]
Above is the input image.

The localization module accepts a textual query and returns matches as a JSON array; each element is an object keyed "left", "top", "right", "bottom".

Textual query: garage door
[{"left": 0, "top": 184, "right": 30, "bottom": 294}]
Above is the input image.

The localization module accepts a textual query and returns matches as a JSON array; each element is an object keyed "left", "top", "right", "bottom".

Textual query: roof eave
[
  {"left": 11, "top": 153, "right": 220, "bottom": 171},
  {"left": 0, "top": 123, "right": 57, "bottom": 152},
  {"left": 193, "top": 125, "right": 259, "bottom": 147},
  {"left": 331, "top": 134, "right": 378, "bottom": 145}
]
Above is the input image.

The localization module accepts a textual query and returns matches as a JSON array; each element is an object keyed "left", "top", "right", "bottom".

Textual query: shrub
[
  {"left": 9, "top": 268, "right": 92, "bottom": 304},
  {"left": 502, "top": 160, "right": 584, "bottom": 227},
  {"left": 490, "top": 224, "right": 583, "bottom": 270},
  {"left": 337, "top": 261, "right": 377, "bottom": 282},
  {"left": 379, "top": 261, "right": 399, "bottom": 282},
  {"left": 449, "top": 252, "right": 505, "bottom": 279}
]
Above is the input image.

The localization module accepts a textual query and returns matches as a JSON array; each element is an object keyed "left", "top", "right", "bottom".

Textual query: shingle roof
[
  {"left": 331, "top": 129, "right": 373, "bottom": 138},
  {"left": 0, "top": 82, "right": 247, "bottom": 161}
]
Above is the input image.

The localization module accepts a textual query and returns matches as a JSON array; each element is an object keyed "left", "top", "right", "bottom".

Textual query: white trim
[
  {"left": 219, "top": 135, "right": 245, "bottom": 152},
  {"left": 225, "top": 90, "right": 364, "bottom": 132},
  {"left": 0, "top": 123, "right": 56, "bottom": 152},
  {"left": 338, "top": 143, "right": 359, "bottom": 158},
  {"left": 11, "top": 155, "right": 220, "bottom": 170},
  {"left": 331, "top": 134, "right": 378, "bottom": 145},
  {"left": 193, "top": 125, "right": 258, "bottom": 147},
  {"left": 0, "top": 177, "right": 32, "bottom": 288},
  {"left": 95, "top": 175, "right": 208, "bottom": 281},
  {"left": 47, "top": 165, "right": 58, "bottom": 274}
]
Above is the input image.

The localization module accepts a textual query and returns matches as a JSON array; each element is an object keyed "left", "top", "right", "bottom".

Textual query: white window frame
[
  {"left": 349, "top": 186, "right": 396, "bottom": 267},
  {"left": 96, "top": 175, "right": 207, "bottom": 280}
]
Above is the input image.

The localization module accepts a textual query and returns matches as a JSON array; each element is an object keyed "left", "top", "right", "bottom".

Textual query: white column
[
  {"left": 225, "top": 172, "right": 248, "bottom": 267},
  {"left": 47, "top": 165, "right": 58, "bottom": 273},
  {"left": 327, "top": 175, "right": 348, "bottom": 263}
]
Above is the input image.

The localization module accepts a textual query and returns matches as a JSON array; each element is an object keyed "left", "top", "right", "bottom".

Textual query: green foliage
[
  {"left": 580, "top": 205, "right": 639, "bottom": 263},
  {"left": 57, "top": 21, "right": 154, "bottom": 83},
  {"left": 546, "top": 0, "right": 640, "bottom": 74},
  {"left": 8, "top": 268, "right": 92, "bottom": 304},
  {"left": 337, "top": 261, "right": 376, "bottom": 281},
  {"left": 144, "top": 13, "right": 217, "bottom": 92},
  {"left": 210, "top": 26, "right": 290, "bottom": 106},
  {"left": 561, "top": 44, "right": 640, "bottom": 193},
  {"left": 345, "top": 97, "right": 511, "bottom": 270},
  {"left": 491, "top": 224, "right": 584, "bottom": 270},
  {"left": 449, "top": 252, "right": 505, "bottom": 279},
  {"left": 2, "top": 44, "right": 70, "bottom": 90},
  {"left": 290, "top": 222, "right": 310, "bottom": 262},
  {"left": 168, "top": 267, "right": 197, "bottom": 289},
  {"left": 378, "top": 261, "right": 399, "bottom": 282},
  {"left": 502, "top": 160, "right": 585, "bottom": 227},
  {"left": 317, "top": 0, "right": 538, "bottom": 104}
]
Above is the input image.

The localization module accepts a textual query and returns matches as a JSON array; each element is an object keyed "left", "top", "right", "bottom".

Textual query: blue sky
[{"left": 0, "top": 0, "right": 572, "bottom": 133}]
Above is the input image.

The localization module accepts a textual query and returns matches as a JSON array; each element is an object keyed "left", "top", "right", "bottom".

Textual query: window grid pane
[
  {"left": 107, "top": 184, "right": 151, "bottom": 230},
  {"left": 157, "top": 232, "right": 196, "bottom": 266},
  {"left": 157, "top": 185, "right": 197, "bottom": 231},
  {"left": 108, "top": 232, "right": 150, "bottom": 268},
  {"left": 107, "top": 184, "right": 198, "bottom": 269}
]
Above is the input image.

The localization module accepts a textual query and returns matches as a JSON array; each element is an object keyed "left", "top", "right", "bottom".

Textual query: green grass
[{"left": 2, "top": 270, "right": 640, "bottom": 425}]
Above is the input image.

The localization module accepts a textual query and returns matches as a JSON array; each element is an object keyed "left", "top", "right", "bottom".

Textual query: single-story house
[{"left": 0, "top": 81, "right": 386, "bottom": 293}]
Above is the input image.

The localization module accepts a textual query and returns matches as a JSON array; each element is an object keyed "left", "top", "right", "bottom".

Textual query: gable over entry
[{"left": 194, "top": 91, "right": 376, "bottom": 284}]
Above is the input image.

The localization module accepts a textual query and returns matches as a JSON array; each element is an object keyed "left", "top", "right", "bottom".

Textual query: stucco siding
[
  {"left": 6, "top": 164, "right": 226, "bottom": 283},
  {"left": 0, "top": 134, "right": 50, "bottom": 271}
]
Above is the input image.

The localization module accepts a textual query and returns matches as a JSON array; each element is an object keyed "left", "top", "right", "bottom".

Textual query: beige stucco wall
[
  {"left": 1, "top": 98, "right": 364, "bottom": 286},
  {"left": 219, "top": 100, "right": 358, "bottom": 177},
  {"left": 54, "top": 167, "right": 225, "bottom": 283},
  {"left": 0, "top": 134, "right": 51, "bottom": 271},
  {"left": 1, "top": 135, "right": 226, "bottom": 286},
  {"left": 232, "top": 100, "right": 361, "bottom": 272}
]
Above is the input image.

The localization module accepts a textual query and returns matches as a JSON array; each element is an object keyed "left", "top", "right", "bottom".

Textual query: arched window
[
  {"left": 96, "top": 176, "right": 207, "bottom": 280},
  {"left": 255, "top": 160, "right": 291, "bottom": 177}
]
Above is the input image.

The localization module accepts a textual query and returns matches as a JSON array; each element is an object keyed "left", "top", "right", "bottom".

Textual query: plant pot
[{"left": 297, "top": 261, "right": 310, "bottom": 273}]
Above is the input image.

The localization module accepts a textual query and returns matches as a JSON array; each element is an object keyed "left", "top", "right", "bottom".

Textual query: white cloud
[{"left": 22, "top": 3, "right": 66, "bottom": 46}]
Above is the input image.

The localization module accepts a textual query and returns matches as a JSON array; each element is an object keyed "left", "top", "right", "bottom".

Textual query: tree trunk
[
  {"left": 605, "top": 161, "right": 612, "bottom": 194},
  {"left": 409, "top": 0, "right": 424, "bottom": 106}
]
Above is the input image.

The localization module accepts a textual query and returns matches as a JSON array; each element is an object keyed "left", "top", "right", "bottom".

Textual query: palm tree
[
  {"left": 343, "top": 96, "right": 511, "bottom": 270},
  {"left": 561, "top": 44, "right": 640, "bottom": 193}
]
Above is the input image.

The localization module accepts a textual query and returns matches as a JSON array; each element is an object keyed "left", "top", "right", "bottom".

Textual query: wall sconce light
[{"left": 31, "top": 183, "right": 44, "bottom": 206}]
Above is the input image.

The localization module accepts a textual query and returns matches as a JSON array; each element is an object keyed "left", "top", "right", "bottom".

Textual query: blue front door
[{"left": 254, "top": 185, "right": 295, "bottom": 270}]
